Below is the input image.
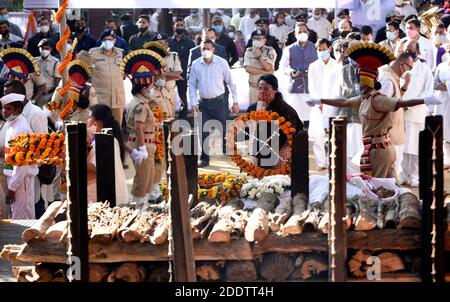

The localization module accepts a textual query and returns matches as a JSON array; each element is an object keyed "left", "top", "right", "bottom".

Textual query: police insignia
[{"left": 134, "top": 106, "right": 143, "bottom": 114}]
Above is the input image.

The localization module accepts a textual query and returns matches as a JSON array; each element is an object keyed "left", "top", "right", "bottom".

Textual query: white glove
[
  {"left": 138, "top": 145, "right": 148, "bottom": 160},
  {"left": 423, "top": 95, "right": 442, "bottom": 105},
  {"left": 130, "top": 149, "right": 144, "bottom": 165},
  {"left": 55, "top": 120, "right": 64, "bottom": 130},
  {"left": 306, "top": 98, "right": 321, "bottom": 107}
]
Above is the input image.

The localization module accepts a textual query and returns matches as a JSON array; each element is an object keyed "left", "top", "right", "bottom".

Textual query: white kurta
[
  {"left": 433, "top": 61, "right": 450, "bottom": 142},
  {"left": 239, "top": 15, "right": 259, "bottom": 43},
  {"left": 269, "top": 24, "right": 291, "bottom": 46},
  {"left": 418, "top": 36, "right": 435, "bottom": 71},
  {"left": 4, "top": 115, "right": 39, "bottom": 219},
  {"left": 21, "top": 101, "right": 52, "bottom": 205},
  {"left": 307, "top": 17, "right": 332, "bottom": 39}
]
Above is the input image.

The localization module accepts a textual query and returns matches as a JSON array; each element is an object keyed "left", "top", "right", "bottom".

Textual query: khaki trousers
[
  {"left": 111, "top": 108, "right": 124, "bottom": 126},
  {"left": 131, "top": 143, "right": 156, "bottom": 198},
  {"left": 369, "top": 145, "right": 397, "bottom": 179}
]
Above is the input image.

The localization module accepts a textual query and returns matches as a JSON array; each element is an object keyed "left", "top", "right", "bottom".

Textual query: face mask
[
  {"left": 191, "top": 12, "right": 198, "bottom": 17},
  {"left": 253, "top": 39, "right": 264, "bottom": 48},
  {"left": 146, "top": 89, "right": 153, "bottom": 98},
  {"left": 101, "top": 40, "right": 114, "bottom": 50},
  {"left": 139, "top": 26, "right": 148, "bottom": 33},
  {"left": 386, "top": 31, "right": 397, "bottom": 41},
  {"left": 334, "top": 52, "right": 341, "bottom": 62},
  {"left": 228, "top": 32, "right": 235, "bottom": 39},
  {"left": 354, "top": 83, "right": 361, "bottom": 95},
  {"left": 259, "top": 90, "right": 275, "bottom": 102},
  {"left": 40, "top": 49, "right": 50, "bottom": 58},
  {"left": 175, "top": 28, "right": 185, "bottom": 35},
  {"left": 39, "top": 25, "right": 50, "bottom": 33},
  {"left": 75, "top": 26, "right": 85, "bottom": 34},
  {"left": 155, "top": 78, "right": 166, "bottom": 87},
  {"left": 5, "top": 114, "right": 17, "bottom": 122},
  {"left": 296, "top": 32, "right": 308, "bottom": 43},
  {"left": 407, "top": 29, "right": 418, "bottom": 39},
  {"left": 318, "top": 50, "right": 330, "bottom": 61},
  {"left": 202, "top": 50, "right": 213, "bottom": 59},
  {"left": 313, "top": 14, "right": 321, "bottom": 20},
  {"left": 433, "top": 34, "right": 446, "bottom": 45},
  {"left": 408, "top": 51, "right": 417, "bottom": 60},
  {"left": 213, "top": 25, "right": 223, "bottom": 34},
  {"left": 0, "top": 14, "right": 8, "bottom": 22}
]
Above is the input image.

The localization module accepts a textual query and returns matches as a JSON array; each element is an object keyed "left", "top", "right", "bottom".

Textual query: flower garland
[
  {"left": 197, "top": 173, "right": 247, "bottom": 203},
  {"left": 6, "top": 133, "right": 65, "bottom": 166},
  {"left": 152, "top": 106, "right": 165, "bottom": 163},
  {"left": 240, "top": 174, "right": 291, "bottom": 200},
  {"left": 228, "top": 110, "right": 296, "bottom": 179},
  {"left": 59, "top": 98, "right": 74, "bottom": 120}
]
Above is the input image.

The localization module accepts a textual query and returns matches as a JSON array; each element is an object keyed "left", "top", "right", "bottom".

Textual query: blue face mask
[
  {"left": 354, "top": 83, "right": 361, "bottom": 95},
  {"left": 0, "top": 14, "right": 8, "bottom": 22},
  {"left": 213, "top": 25, "right": 223, "bottom": 34},
  {"left": 102, "top": 40, "right": 114, "bottom": 50},
  {"left": 386, "top": 31, "right": 397, "bottom": 41},
  {"left": 318, "top": 50, "right": 330, "bottom": 61}
]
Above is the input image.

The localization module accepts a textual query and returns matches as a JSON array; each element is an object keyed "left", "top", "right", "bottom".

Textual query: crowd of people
[{"left": 0, "top": 3, "right": 450, "bottom": 221}]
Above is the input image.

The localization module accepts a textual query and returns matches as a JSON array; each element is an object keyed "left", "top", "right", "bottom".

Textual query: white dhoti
[
  {"left": 7, "top": 176, "right": 35, "bottom": 220},
  {"left": 309, "top": 106, "right": 327, "bottom": 168},
  {"left": 394, "top": 144, "right": 405, "bottom": 178},
  {"left": 347, "top": 122, "right": 363, "bottom": 159},
  {"left": 401, "top": 121, "right": 423, "bottom": 184},
  {"left": 286, "top": 93, "right": 311, "bottom": 122}
]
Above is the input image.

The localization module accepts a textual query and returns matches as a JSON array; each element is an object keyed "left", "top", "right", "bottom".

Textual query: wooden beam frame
[{"left": 95, "top": 132, "right": 116, "bottom": 207}]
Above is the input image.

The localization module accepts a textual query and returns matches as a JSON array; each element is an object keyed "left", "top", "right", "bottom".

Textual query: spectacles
[{"left": 401, "top": 62, "right": 413, "bottom": 69}]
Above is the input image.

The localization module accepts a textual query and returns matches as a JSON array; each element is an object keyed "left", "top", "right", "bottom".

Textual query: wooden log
[
  {"left": 260, "top": 253, "right": 295, "bottom": 281},
  {"left": 378, "top": 252, "right": 405, "bottom": 273},
  {"left": 89, "top": 263, "right": 111, "bottom": 282},
  {"left": 45, "top": 221, "right": 67, "bottom": 241},
  {"left": 349, "top": 250, "right": 405, "bottom": 278},
  {"left": 244, "top": 193, "right": 278, "bottom": 242},
  {"left": 271, "top": 197, "right": 292, "bottom": 225},
  {"left": 230, "top": 210, "right": 248, "bottom": 239},
  {"left": 281, "top": 193, "right": 308, "bottom": 235},
  {"left": 191, "top": 204, "right": 218, "bottom": 234},
  {"left": 209, "top": 199, "right": 243, "bottom": 243},
  {"left": 12, "top": 266, "right": 34, "bottom": 282},
  {"left": 398, "top": 192, "right": 422, "bottom": 229},
  {"left": 377, "top": 199, "right": 398, "bottom": 229},
  {"left": 348, "top": 250, "right": 371, "bottom": 277},
  {"left": 117, "top": 208, "right": 140, "bottom": 239},
  {"left": 345, "top": 198, "right": 358, "bottom": 230},
  {"left": 107, "top": 262, "right": 147, "bottom": 282},
  {"left": 22, "top": 201, "right": 63, "bottom": 242},
  {"left": 54, "top": 201, "right": 68, "bottom": 223},
  {"left": 303, "top": 203, "right": 323, "bottom": 232},
  {"left": 196, "top": 262, "right": 222, "bottom": 281},
  {"left": 291, "top": 254, "right": 328, "bottom": 280},
  {"left": 148, "top": 264, "right": 170, "bottom": 282},
  {"left": 225, "top": 261, "right": 257, "bottom": 282},
  {"left": 0, "top": 244, "right": 23, "bottom": 262},
  {"left": 150, "top": 217, "right": 169, "bottom": 245},
  {"left": 350, "top": 272, "right": 421, "bottom": 282},
  {"left": 354, "top": 197, "right": 378, "bottom": 231},
  {"left": 318, "top": 213, "right": 329, "bottom": 234}
]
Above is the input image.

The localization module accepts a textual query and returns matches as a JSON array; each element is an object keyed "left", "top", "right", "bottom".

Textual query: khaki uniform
[
  {"left": 151, "top": 52, "right": 182, "bottom": 119},
  {"left": 35, "top": 55, "right": 61, "bottom": 107},
  {"left": 126, "top": 94, "right": 156, "bottom": 198},
  {"left": 25, "top": 73, "right": 45, "bottom": 101},
  {"left": 244, "top": 46, "right": 277, "bottom": 104},
  {"left": 89, "top": 47, "right": 125, "bottom": 125},
  {"left": 350, "top": 91, "right": 398, "bottom": 179}
]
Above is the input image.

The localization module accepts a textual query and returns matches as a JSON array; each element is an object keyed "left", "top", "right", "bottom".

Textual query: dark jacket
[
  {"left": 246, "top": 96, "right": 303, "bottom": 166},
  {"left": 120, "top": 22, "right": 139, "bottom": 43},
  {"left": 73, "top": 32, "right": 98, "bottom": 53},
  {"left": 168, "top": 35, "right": 197, "bottom": 80},
  {"left": 246, "top": 35, "right": 282, "bottom": 70},
  {"left": 129, "top": 31, "right": 155, "bottom": 51},
  {"left": 216, "top": 33, "right": 239, "bottom": 67},
  {"left": 27, "top": 32, "right": 59, "bottom": 57}
]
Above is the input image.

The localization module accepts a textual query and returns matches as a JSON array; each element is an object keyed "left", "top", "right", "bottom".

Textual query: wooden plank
[
  {"left": 193, "top": 239, "right": 253, "bottom": 261},
  {"left": 95, "top": 133, "right": 116, "bottom": 206},
  {"left": 291, "top": 131, "right": 309, "bottom": 198},
  {"left": 348, "top": 229, "right": 421, "bottom": 251},
  {"left": 349, "top": 273, "right": 421, "bottom": 282},
  {"left": 253, "top": 233, "right": 328, "bottom": 255},
  {"left": 169, "top": 129, "right": 196, "bottom": 281},
  {"left": 328, "top": 117, "right": 347, "bottom": 282}
]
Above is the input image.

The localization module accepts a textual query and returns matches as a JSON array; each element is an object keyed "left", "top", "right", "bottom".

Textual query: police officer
[
  {"left": 244, "top": 29, "right": 277, "bottom": 105},
  {"left": 246, "top": 18, "right": 282, "bottom": 70},
  {"left": 89, "top": 29, "right": 125, "bottom": 125},
  {"left": 34, "top": 38, "right": 61, "bottom": 107},
  {"left": 145, "top": 33, "right": 183, "bottom": 119},
  {"left": 126, "top": 82, "right": 156, "bottom": 205}
]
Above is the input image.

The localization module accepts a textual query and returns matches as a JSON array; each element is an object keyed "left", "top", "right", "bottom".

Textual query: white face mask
[
  {"left": 146, "top": 88, "right": 153, "bottom": 98},
  {"left": 433, "top": 34, "right": 446, "bottom": 45},
  {"left": 228, "top": 32, "right": 235, "bottom": 39},
  {"left": 102, "top": 40, "right": 114, "bottom": 50},
  {"left": 155, "top": 78, "right": 166, "bottom": 87},
  {"left": 296, "top": 32, "right": 309, "bottom": 43},
  {"left": 40, "top": 49, "right": 50, "bottom": 58},
  {"left": 39, "top": 25, "right": 50, "bottom": 33},
  {"left": 202, "top": 49, "right": 213, "bottom": 59},
  {"left": 313, "top": 14, "right": 321, "bottom": 20},
  {"left": 253, "top": 39, "right": 264, "bottom": 48},
  {"left": 5, "top": 114, "right": 17, "bottom": 122}
]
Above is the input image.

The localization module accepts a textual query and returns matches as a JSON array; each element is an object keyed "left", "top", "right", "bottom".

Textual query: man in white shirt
[
  {"left": 394, "top": 0, "right": 418, "bottom": 19},
  {"left": 184, "top": 9, "right": 204, "bottom": 34},
  {"left": 307, "top": 7, "right": 332, "bottom": 39},
  {"left": 285, "top": 8, "right": 300, "bottom": 29},
  {"left": 400, "top": 41, "right": 434, "bottom": 187},
  {"left": 0, "top": 20, "right": 22, "bottom": 51},
  {"left": 239, "top": 9, "right": 259, "bottom": 44},
  {"left": 231, "top": 9, "right": 246, "bottom": 30},
  {"left": 188, "top": 40, "right": 239, "bottom": 167},
  {"left": 398, "top": 18, "right": 434, "bottom": 70},
  {"left": 308, "top": 38, "right": 340, "bottom": 169}
]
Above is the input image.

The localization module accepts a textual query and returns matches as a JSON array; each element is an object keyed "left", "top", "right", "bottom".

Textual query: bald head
[
  {"left": 391, "top": 52, "right": 414, "bottom": 76},
  {"left": 404, "top": 39, "right": 420, "bottom": 60},
  {"left": 338, "top": 19, "right": 351, "bottom": 32}
]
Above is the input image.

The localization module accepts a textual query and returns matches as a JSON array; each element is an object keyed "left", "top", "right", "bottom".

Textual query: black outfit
[
  {"left": 247, "top": 97, "right": 303, "bottom": 167},
  {"left": 330, "top": 26, "right": 360, "bottom": 39},
  {"left": 73, "top": 32, "right": 98, "bottom": 53},
  {"left": 129, "top": 31, "right": 155, "bottom": 51},
  {"left": 285, "top": 30, "right": 318, "bottom": 47},
  {"left": 120, "top": 22, "right": 139, "bottom": 43},
  {"left": 216, "top": 33, "right": 239, "bottom": 67},
  {"left": 246, "top": 35, "right": 282, "bottom": 71},
  {"left": 168, "top": 35, "right": 197, "bottom": 119},
  {"left": 27, "top": 32, "right": 60, "bottom": 57}
]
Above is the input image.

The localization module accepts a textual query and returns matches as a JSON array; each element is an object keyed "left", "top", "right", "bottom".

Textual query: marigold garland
[
  {"left": 197, "top": 173, "right": 247, "bottom": 204},
  {"left": 152, "top": 106, "right": 165, "bottom": 163},
  {"left": 228, "top": 110, "right": 296, "bottom": 179},
  {"left": 59, "top": 98, "right": 74, "bottom": 120},
  {"left": 6, "top": 133, "right": 65, "bottom": 166}
]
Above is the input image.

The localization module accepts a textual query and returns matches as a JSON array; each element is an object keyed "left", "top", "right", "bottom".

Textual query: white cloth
[
  {"left": 88, "top": 138, "right": 129, "bottom": 205},
  {"left": 239, "top": 14, "right": 259, "bottom": 43},
  {"left": 221, "top": 14, "right": 232, "bottom": 29},
  {"left": 4, "top": 115, "right": 38, "bottom": 219},
  {"left": 394, "top": 4, "right": 417, "bottom": 19},
  {"left": 285, "top": 15, "right": 297, "bottom": 29},
  {"left": 395, "top": 144, "right": 405, "bottom": 178},
  {"left": 188, "top": 55, "right": 237, "bottom": 106},
  {"left": 184, "top": 15, "right": 204, "bottom": 33},
  {"left": 307, "top": 17, "right": 332, "bottom": 39},
  {"left": 269, "top": 24, "right": 291, "bottom": 46},
  {"left": 401, "top": 153, "right": 419, "bottom": 184},
  {"left": 444, "top": 141, "right": 450, "bottom": 166},
  {"left": 417, "top": 36, "right": 435, "bottom": 70},
  {"left": 402, "top": 59, "right": 433, "bottom": 155},
  {"left": 433, "top": 61, "right": 450, "bottom": 141}
]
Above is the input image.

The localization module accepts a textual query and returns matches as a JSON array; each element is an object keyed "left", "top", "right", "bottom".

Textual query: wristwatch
[{"left": 401, "top": 86, "right": 407, "bottom": 92}]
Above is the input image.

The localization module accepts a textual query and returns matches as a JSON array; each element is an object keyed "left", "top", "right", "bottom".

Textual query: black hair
[
  {"left": 77, "top": 94, "right": 90, "bottom": 109},
  {"left": 131, "top": 82, "right": 149, "bottom": 96},
  {"left": 361, "top": 25, "right": 373, "bottom": 35},
  {"left": 4, "top": 80, "right": 26, "bottom": 95},
  {"left": 37, "top": 15, "right": 50, "bottom": 24},
  {"left": 138, "top": 15, "right": 150, "bottom": 23},
  {"left": 106, "top": 19, "right": 118, "bottom": 25},
  {"left": 120, "top": 14, "right": 132, "bottom": 22},
  {"left": 174, "top": 17, "right": 184, "bottom": 24},
  {"left": 274, "top": 12, "right": 286, "bottom": 25},
  {"left": 437, "top": 22, "right": 446, "bottom": 30},
  {"left": 7, "top": 101, "right": 23, "bottom": 111},
  {"left": 258, "top": 74, "right": 279, "bottom": 90},
  {"left": 0, "top": 20, "right": 10, "bottom": 27},
  {"left": 205, "top": 27, "right": 216, "bottom": 33},
  {"left": 90, "top": 104, "right": 125, "bottom": 162},
  {"left": 387, "top": 21, "right": 400, "bottom": 30},
  {"left": 317, "top": 38, "right": 331, "bottom": 48},
  {"left": 201, "top": 39, "right": 215, "bottom": 47},
  {"left": 374, "top": 81, "right": 382, "bottom": 91},
  {"left": 406, "top": 18, "right": 421, "bottom": 29},
  {"left": 346, "top": 32, "right": 361, "bottom": 40}
]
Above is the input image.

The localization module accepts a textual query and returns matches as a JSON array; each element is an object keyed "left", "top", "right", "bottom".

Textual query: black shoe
[{"left": 198, "top": 160, "right": 209, "bottom": 168}]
